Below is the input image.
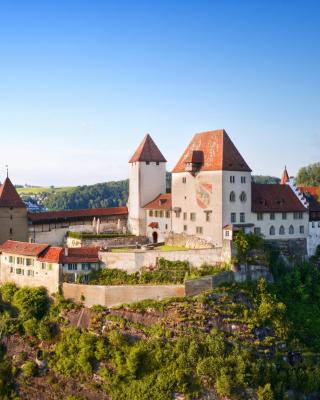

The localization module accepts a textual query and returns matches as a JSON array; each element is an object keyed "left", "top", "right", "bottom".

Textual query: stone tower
[
  {"left": 128, "top": 134, "right": 167, "bottom": 236},
  {"left": 0, "top": 177, "right": 28, "bottom": 244}
]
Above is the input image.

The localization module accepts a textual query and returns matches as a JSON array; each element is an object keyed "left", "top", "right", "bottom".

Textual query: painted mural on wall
[{"left": 195, "top": 175, "right": 212, "bottom": 209}]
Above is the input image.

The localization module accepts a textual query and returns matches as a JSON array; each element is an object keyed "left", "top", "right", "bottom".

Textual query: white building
[{"left": 129, "top": 130, "right": 319, "bottom": 256}]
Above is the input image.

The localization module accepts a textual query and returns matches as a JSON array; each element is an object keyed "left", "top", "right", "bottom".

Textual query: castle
[{"left": 0, "top": 129, "right": 319, "bottom": 258}]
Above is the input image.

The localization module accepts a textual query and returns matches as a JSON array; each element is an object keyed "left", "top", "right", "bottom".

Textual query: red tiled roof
[
  {"left": 299, "top": 186, "right": 320, "bottom": 212},
  {"left": 28, "top": 206, "right": 128, "bottom": 223},
  {"left": 60, "top": 247, "right": 100, "bottom": 264},
  {"left": 38, "top": 247, "right": 63, "bottom": 263},
  {"left": 129, "top": 134, "right": 167, "bottom": 163},
  {"left": 252, "top": 184, "right": 307, "bottom": 213},
  {"left": 0, "top": 178, "right": 26, "bottom": 208},
  {"left": 280, "top": 167, "right": 290, "bottom": 184},
  {"left": 0, "top": 240, "right": 49, "bottom": 257},
  {"left": 143, "top": 193, "right": 172, "bottom": 210},
  {"left": 172, "top": 130, "right": 251, "bottom": 173}
]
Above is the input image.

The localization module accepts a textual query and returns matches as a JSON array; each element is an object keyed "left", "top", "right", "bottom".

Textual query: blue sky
[{"left": 0, "top": 0, "right": 319, "bottom": 186}]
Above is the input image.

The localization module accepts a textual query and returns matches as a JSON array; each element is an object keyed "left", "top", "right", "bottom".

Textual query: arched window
[
  {"left": 289, "top": 225, "right": 294, "bottom": 234},
  {"left": 240, "top": 191, "right": 247, "bottom": 202},
  {"left": 269, "top": 225, "right": 275, "bottom": 236},
  {"left": 229, "top": 191, "right": 236, "bottom": 202},
  {"left": 279, "top": 225, "right": 285, "bottom": 235}
]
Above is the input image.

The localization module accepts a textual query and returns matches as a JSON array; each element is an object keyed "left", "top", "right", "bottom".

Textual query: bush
[
  {"left": 12, "top": 287, "right": 49, "bottom": 321},
  {"left": 0, "top": 283, "right": 18, "bottom": 303},
  {"left": 22, "top": 361, "right": 38, "bottom": 378}
]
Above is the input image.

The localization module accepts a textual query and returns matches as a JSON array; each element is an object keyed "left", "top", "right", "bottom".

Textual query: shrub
[
  {"left": 22, "top": 361, "right": 38, "bottom": 378},
  {"left": 0, "top": 283, "right": 18, "bottom": 303},
  {"left": 12, "top": 287, "right": 49, "bottom": 321}
]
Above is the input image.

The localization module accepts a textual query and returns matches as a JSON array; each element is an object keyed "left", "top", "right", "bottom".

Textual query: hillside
[
  {"left": 1, "top": 249, "right": 320, "bottom": 399},
  {"left": 18, "top": 174, "right": 279, "bottom": 211}
]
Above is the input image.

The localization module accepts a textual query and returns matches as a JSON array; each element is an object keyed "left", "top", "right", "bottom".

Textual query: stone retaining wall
[
  {"left": 62, "top": 283, "right": 185, "bottom": 308},
  {"left": 66, "top": 235, "right": 148, "bottom": 248}
]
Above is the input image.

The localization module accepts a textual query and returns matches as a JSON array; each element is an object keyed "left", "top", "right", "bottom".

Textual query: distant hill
[{"left": 252, "top": 175, "right": 280, "bottom": 184}]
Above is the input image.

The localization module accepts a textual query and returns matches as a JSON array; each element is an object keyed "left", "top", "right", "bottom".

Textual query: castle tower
[
  {"left": 171, "top": 130, "right": 252, "bottom": 246},
  {"left": 280, "top": 166, "right": 290, "bottom": 184},
  {"left": 0, "top": 177, "right": 28, "bottom": 243},
  {"left": 128, "top": 134, "right": 167, "bottom": 236}
]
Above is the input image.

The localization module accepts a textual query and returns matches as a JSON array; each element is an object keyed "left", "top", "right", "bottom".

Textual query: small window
[
  {"left": 254, "top": 227, "right": 261, "bottom": 235},
  {"left": 156, "top": 161, "right": 160, "bottom": 165},
  {"left": 16, "top": 268, "right": 22, "bottom": 275},
  {"left": 176, "top": 211, "right": 181, "bottom": 218},
  {"left": 269, "top": 226, "right": 275, "bottom": 236},
  {"left": 165, "top": 224, "right": 168, "bottom": 229},
  {"left": 159, "top": 211, "right": 164, "bottom": 218},
  {"left": 229, "top": 191, "right": 236, "bottom": 202},
  {"left": 149, "top": 210, "right": 153, "bottom": 217},
  {"left": 241, "top": 176, "right": 246, "bottom": 184},
  {"left": 10, "top": 267, "right": 13, "bottom": 273},
  {"left": 231, "top": 213, "right": 236, "bottom": 223},
  {"left": 257, "top": 213, "right": 263, "bottom": 221},
  {"left": 240, "top": 192, "right": 247, "bottom": 202},
  {"left": 182, "top": 177, "right": 187, "bottom": 183},
  {"left": 47, "top": 263, "right": 53, "bottom": 271},
  {"left": 312, "top": 222, "right": 315, "bottom": 228},
  {"left": 299, "top": 225, "right": 304, "bottom": 234},
  {"left": 240, "top": 213, "right": 245, "bottom": 223},
  {"left": 41, "top": 263, "right": 46, "bottom": 270},
  {"left": 282, "top": 212, "right": 287, "bottom": 220},
  {"left": 9, "top": 228, "right": 13, "bottom": 235},
  {"left": 230, "top": 176, "right": 235, "bottom": 183},
  {"left": 9, "top": 256, "right": 14, "bottom": 263},
  {"left": 146, "top": 161, "right": 150, "bottom": 165},
  {"left": 270, "top": 212, "right": 275, "bottom": 220},
  {"left": 155, "top": 210, "right": 159, "bottom": 217},
  {"left": 183, "top": 212, "right": 187, "bottom": 221},
  {"left": 279, "top": 225, "right": 285, "bottom": 235},
  {"left": 294, "top": 212, "right": 303, "bottom": 220},
  {"left": 205, "top": 212, "right": 211, "bottom": 222},
  {"left": 183, "top": 225, "right": 187, "bottom": 232},
  {"left": 165, "top": 211, "right": 170, "bottom": 218},
  {"left": 196, "top": 226, "right": 203, "bottom": 234},
  {"left": 289, "top": 225, "right": 294, "bottom": 234},
  {"left": 190, "top": 213, "right": 196, "bottom": 221},
  {"left": 318, "top": 222, "right": 320, "bottom": 228},
  {"left": 225, "top": 230, "right": 229, "bottom": 237}
]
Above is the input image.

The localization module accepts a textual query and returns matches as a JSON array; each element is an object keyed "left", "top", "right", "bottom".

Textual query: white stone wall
[
  {"left": 145, "top": 210, "right": 172, "bottom": 243},
  {"left": 172, "top": 170, "right": 223, "bottom": 246},
  {"left": 307, "top": 221, "right": 320, "bottom": 256},
  {"left": 222, "top": 171, "right": 252, "bottom": 228},
  {"left": 0, "top": 253, "right": 60, "bottom": 294},
  {"left": 128, "top": 161, "right": 166, "bottom": 236},
  {"left": 251, "top": 212, "right": 309, "bottom": 240},
  {"left": 29, "top": 227, "right": 68, "bottom": 246}
]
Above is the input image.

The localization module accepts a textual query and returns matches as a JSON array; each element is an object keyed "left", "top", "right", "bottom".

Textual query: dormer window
[{"left": 184, "top": 150, "right": 204, "bottom": 174}]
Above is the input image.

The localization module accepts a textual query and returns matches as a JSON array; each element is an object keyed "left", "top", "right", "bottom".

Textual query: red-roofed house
[
  {"left": 143, "top": 193, "right": 172, "bottom": 243},
  {"left": 0, "top": 240, "right": 101, "bottom": 292}
]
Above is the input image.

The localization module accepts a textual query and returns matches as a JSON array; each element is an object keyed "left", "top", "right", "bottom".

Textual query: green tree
[
  {"left": 12, "top": 287, "right": 49, "bottom": 320},
  {"left": 257, "top": 383, "right": 274, "bottom": 400},
  {"left": 296, "top": 162, "right": 320, "bottom": 186}
]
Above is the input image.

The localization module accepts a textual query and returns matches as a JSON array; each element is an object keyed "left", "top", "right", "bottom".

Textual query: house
[{"left": 0, "top": 240, "right": 101, "bottom": 293}]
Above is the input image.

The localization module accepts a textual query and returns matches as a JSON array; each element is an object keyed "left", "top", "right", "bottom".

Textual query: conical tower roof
[
  {"left": 172, "top": 129, "right": 251, "bottom": 172},
  {"left": 280, "top": 166, "right": 290, "bottom": 185},
  {"left": 0, "top": 177, "right": 26, "bottom": 208},
  {"left": 129, "top": 134, "right": 166, "bottom": 163}
]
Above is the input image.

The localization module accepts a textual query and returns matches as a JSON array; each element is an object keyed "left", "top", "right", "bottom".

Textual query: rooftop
[
  {"left": 129, "top": 134, "right": 167, "bottom": 163},
  {"left": 0, "top": 178, "right": 26, "bottom": 208},
  {"left": 143, "top": 193, "right": 172, "bottom": 210}
]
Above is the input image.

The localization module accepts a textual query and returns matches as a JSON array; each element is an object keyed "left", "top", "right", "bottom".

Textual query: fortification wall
[
  {"left": 66, "top": 235, "right": 148, "bottom": 248},
  {"left": 29, "top": 227, "right": 68, "bottom": 246},
  {"left": 99, "top": 247, "right": 226, "bottom": 273},
  {"left": 62, "top": 283, "right": 185, "bottom": 308}
]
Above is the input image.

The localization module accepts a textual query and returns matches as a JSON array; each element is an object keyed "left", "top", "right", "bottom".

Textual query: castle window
[
  {"left": 229, "top": 191, "right": 236, "bottom": 202},
  {"left": 165, "top": 211, "right": 170, "bottom": 218},
  {"left": 279, "top": 225, "right": 285, "bottom": 235},
  {"left": 254, "top": 227, "right": 261, "bottom": 235},
  {"left": 239, "top": 191, "right": 247, "bottom": 202},
  {"left": 289, "top": 225, "right": 294, "bottom": 234},
  {"left": 231, "top": 213, "right": 236, "bottom": 223},
  {"left": 270, "top": 212, "right": 275, "bottom": 220},
  {"left": 17, "top": 257, "right": 24, "bottom": 265},
  {"left": 190, "top": 213, "right": 196, "bottom": 221},
  {"left": 9, "top": 256, "right": 15, "bottom": 263},
  {"left": 230, "top": 176, "right": 235, "bottom": 183},
  {"left": 41, "top": 263, "right": 46, "bottom": 270},
  {"left": 269, "top": 226, "right": 275, "bottom": 235},
  {"left": 182, "top": 177, "right": 187, "bottom": 183},
  {"left": 299, "top": 225, "right": 304, "bottom": 234},
  {"left": 196, "top": 226, "right": 203, "bottom": 234},
  {"left": 294, "top": 212, "right": 303, "bottom": 220},
  {"left": 156, "top": 162, "right": 159, "bottom": 165},
  {"left": 149, "top": 210, "right": 153, "bottom": 217},
  {"left": 16, "top": 268, "right": 22, "bottom": 275},
  {"left": 282, "top": 212, "right": 287, "bottom": 220},
  {"left": 146, "top": 161, "right": 150, "bottom": 165},
  {"left": 159, "top": 211, "right": 164, "bottom": 218},
  {"left": 183, "top": 225, "right": 187, "bottom": 232},
  {"left": 9, "top": 228, "right": 13, "bottom": 235},
  {"left": 183, "top": 212, "right": 187, "bottom": 221},
  {"left": 68, "top": 264, "right": 78, "bottom": 271},
  {"left": 240, "top": 213, "right": 245, "bottom": 223},
  {"left": 205, "top": 211, "right": 212, "bottom": 222},
  {"left": 165, "top": 224, "right": 168, "bottom": 229},
  {"left": 257, "top": 213, "right": 263, "bottom": 221},
  {"left": 241, "top": 176, "right": 246, "bottom": 184},
  {"left": 26, "top": 258, "right": 34, "bottom": 266}
]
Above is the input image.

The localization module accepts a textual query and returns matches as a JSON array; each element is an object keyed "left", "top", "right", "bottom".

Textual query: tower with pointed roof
[
  {"left": 128, "top": 134, "right": 167, "bottom": 235},
  {"left": 171, "top": 129, "right": 252, "bottom": 246},
  {"left": 280, "top": 166, "right": 290, "bottom": 185},
  {"left": 0, "top": 177, "right": 28, "bottom": 243}
]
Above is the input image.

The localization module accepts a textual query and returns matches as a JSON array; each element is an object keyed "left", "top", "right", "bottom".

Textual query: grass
[{"left": 17, "top": 186, "right": 76, "bottom": 195}]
